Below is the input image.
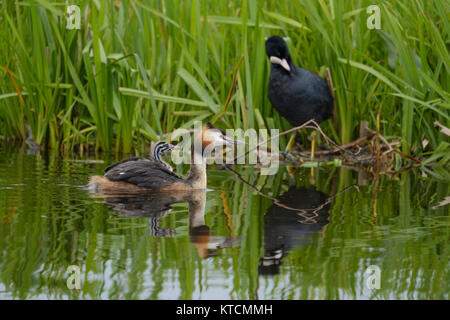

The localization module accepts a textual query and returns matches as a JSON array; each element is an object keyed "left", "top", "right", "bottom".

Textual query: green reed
[{"left": 0, "top": 0, "right": 448, "bottom": 160}]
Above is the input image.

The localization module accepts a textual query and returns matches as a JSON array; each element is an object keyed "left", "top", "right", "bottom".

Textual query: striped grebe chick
[
  {"left": 151, "top": 141, "right": 176, "bottom": 172},
  {"left": 100, "top": 141, "right": 176, "bottom": 179},
  {"left": 88, "top": 123, "right": 240, "bottom": 192}
]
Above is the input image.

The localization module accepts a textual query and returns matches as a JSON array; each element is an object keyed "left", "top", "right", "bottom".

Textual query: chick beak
[
  {"left": 270, "top": 56, "right": 291, "bottom": 72},
  {"left": 170, "top": 143, "right": 182, "bottom": 150}
]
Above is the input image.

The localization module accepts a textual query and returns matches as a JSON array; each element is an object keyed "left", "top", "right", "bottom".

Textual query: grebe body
[{"left": 88, "top": 123, "right": 238, "bottom": 193}]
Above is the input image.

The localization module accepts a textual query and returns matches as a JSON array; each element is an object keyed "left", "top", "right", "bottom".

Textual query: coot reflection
[{"left": 259, "top": 186, "right": 331, "bottom": 275}]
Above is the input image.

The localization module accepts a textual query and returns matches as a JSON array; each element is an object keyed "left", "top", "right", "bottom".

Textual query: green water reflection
[{"left": 0, "top": 146, "right": 448, "bottom": 299}]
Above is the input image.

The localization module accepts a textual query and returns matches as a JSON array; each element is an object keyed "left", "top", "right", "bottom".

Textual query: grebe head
[
  {"left": 151, "top": 141, "right": 177, "bottom": 172},
  {"left": 187, "top": 123, "right": 244, "bottom": 186},
  {"left": 152, "top": 141, "right": 176, "bottom": 157},
  {"left": 197, "top": 122, "right": 244, "bottom": 152}
]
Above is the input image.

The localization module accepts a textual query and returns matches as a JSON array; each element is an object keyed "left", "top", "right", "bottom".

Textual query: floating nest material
[{"left": 241, "top": 120, "right": 424, "bottom": 181}]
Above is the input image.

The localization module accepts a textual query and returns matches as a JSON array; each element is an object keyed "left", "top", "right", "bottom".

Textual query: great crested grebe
[
  {"left": 88, "top": 123, "right": 240, "bottom": 192},
  {"left": 265, "top": 36, "right": 333, "bottom": 154}
]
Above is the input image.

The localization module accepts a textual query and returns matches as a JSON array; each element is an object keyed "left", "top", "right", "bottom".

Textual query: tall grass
[{"left": 0, "top": 0, "right": 448, "bottom": 158}]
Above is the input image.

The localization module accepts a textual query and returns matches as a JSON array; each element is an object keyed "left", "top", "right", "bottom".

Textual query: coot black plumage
[{"left": 265, "top": 36, "right": 333, "bottom": 128}]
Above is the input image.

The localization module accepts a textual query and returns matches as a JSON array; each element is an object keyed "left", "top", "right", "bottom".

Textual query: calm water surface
[{"left": 0, "top": 146, "right": 448, "bottom": 299}]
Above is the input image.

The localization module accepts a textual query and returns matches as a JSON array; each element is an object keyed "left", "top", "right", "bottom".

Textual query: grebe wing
[
  {"left": 104, "top": 158, "right": 182, "bottom": 189},
  {"left": 104, "top": 157, "right": 149, "bottom": 174}
]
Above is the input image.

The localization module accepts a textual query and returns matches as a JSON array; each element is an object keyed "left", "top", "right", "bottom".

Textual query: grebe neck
[
  {"left": 188, "top": 190, "right": 207, "bottom": 227},
  {"left": 186, "top": 144, "right": 207, "bottom": 189}
]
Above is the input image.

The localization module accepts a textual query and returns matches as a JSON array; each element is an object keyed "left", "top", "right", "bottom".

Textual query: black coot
[{"left": 265, "top": 36, "right": 333, "bottom": 129}]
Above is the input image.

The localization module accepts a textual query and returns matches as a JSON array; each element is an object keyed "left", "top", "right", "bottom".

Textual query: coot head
[{"left": 265, "top": 36, "right": 292, "bottom": 72}]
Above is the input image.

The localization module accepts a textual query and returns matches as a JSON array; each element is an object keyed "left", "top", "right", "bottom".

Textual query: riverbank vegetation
[{"left": 0, "top": 0, "right": 448, "bottom": 165}]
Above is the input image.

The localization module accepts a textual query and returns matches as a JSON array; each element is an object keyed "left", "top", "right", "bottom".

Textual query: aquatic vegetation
[
  {"left": 0, "top": 147, "right": 448, "bottom": 299},
  {"left": 0, "top": 0, "right": 448, "bottom": 164}
]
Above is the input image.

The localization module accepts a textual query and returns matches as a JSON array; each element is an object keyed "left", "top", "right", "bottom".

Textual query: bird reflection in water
[
  {"left": 90, "top": 190, "right": 240, "bottom": 258},
  {"left": 258, "top": 186, "right": 331, "bottom": 276}
]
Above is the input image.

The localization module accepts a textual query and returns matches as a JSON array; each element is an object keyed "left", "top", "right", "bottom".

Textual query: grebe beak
[{"left": 223, "top": 135, "right": 247, "bottom": 146}]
